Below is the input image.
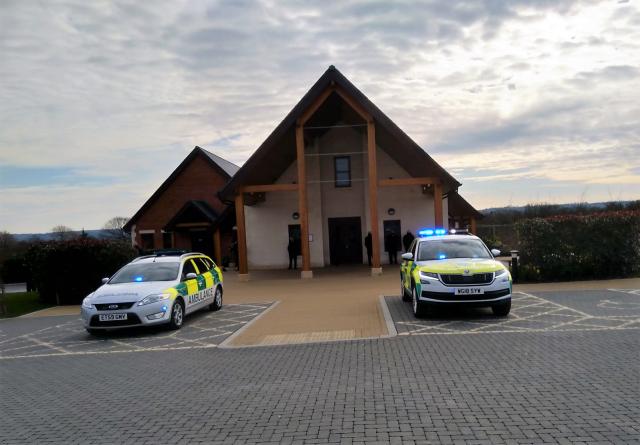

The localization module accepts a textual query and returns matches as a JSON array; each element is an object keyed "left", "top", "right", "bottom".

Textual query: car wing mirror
[
  {"left": 401, "top": 252, "right": 413, "bottom": 261},
  {"left": 184, "top": 272, "right": 197, "bottom": 281},
  {"left": 101, "top": 277, "right": 109, "bottom": 284},
  {"left": 491, "top": 249, "right": 501, "bottom": 257}
]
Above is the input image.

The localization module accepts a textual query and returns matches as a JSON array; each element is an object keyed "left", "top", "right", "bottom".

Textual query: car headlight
[
  {"left": 420, "top": 271, "right": 438, "bottom": 279},
  {"left": 494, "top": 269, "right": 508, "bottom": 277},
  {"left": 137, "top": 293, "right": 171, "bottom": 306},
  {"left": 82, "top": 297, "right": 93, "bottom": 309},
  {"left": 419, "top": 271, "right": 439, "bottom": 283}
]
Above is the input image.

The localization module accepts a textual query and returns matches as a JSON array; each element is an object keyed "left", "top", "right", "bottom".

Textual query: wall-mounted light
[
  {"left": 292, "top": 212, "right": 300, "bottom": 220},
  {"left": 387, "top": 208, "right": 395, "bottom": 216}
]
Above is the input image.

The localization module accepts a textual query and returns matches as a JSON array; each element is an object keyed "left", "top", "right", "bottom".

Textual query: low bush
[
  {"left": 516, "top": 210, "right": 640, "bottom": 281},
  {"left": 24, "top": 238, "right": 136, "bottom": 305}
]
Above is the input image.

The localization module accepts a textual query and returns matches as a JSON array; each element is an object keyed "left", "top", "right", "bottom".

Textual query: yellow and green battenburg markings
[{"left": 162, "top": 258, "right": 222, "bottom": 301}]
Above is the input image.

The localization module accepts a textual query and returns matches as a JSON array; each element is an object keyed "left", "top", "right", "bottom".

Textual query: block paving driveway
[
  {"left": 1, "top": 290, "right": 639, "bottom": 444},
  {"left": 0, "top": 303, "right": 272, "bottom": 359}
]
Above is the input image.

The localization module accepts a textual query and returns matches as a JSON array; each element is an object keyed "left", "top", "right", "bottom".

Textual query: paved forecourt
[
  {"left": 0, "top": 303, "right": 272, "bottom": 360},
  {"left": 385, "top": 289, "right": 640, "bottom": 336}
]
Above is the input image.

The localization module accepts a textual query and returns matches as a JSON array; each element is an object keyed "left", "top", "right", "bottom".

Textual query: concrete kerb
[
  {"left": 379, "top": 294, "right": 397, "bottom": 337},
  {"left": 218, "top": 300, "right": 281, "bottom": 348}
]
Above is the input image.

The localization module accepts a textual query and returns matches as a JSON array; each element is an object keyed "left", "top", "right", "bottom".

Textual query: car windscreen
[
  {"left": 109, "top": 262, "right": 180, "bottom": 284},
  {"left": 417, "top": 239, "right": 492, "bottom": 261}
]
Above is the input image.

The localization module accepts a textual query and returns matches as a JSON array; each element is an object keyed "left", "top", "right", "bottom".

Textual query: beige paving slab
[{"left": 222, "top": 266, "right": 398, "bottom": 346}]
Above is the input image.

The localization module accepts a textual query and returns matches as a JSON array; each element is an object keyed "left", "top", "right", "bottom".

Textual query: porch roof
[{"left": 447, "top": 191, "right": 483, "bottom": 219}]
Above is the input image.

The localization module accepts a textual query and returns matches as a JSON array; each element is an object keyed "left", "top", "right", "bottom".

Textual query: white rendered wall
[{"left": 243, "top": 127, "right": 446, "bottom": 269}]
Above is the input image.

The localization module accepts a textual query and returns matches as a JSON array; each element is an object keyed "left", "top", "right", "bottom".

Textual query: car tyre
[
  {"left": 401, "top": 276, "right": 411, "bottom": 302},
  {"left": 492, "top": 299, "right": 511, "bottom": 316},
  {"left": 209, "top": 286, "right": 223, "bottom": 311},
  {"left": 168, "top": 300, "right": 185, "bottom": 330},
  {"left": 412, "top": 284, "right": 427, "bottom": 318}
]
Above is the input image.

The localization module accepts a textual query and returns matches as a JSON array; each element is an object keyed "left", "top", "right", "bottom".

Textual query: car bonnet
[
  {"left": 89, "top": 281, "right": 177, "bottom": 303},
  {"left": 415, "top": 258, "right": 505, "bottom": 274}
]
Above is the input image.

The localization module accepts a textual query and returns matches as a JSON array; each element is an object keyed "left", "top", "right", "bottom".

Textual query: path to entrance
[{"left": 223, "top": 265, "right": 397, "bottom": 346}]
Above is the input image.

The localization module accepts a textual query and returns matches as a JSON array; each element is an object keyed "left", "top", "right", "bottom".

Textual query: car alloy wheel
[
  {"left": 412, "top": 286, "right": 418, "bottom": 315},
  {"left": 172, "top": 302, "right": 183, "bottom": 327},
  {"left": 210, "top": 287, "right": 222, "bottom": 311}
]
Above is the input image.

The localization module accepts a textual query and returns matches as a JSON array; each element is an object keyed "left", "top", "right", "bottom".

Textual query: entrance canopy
[{"left": 164, "top": 200, "right": 219, "bottom": 231}]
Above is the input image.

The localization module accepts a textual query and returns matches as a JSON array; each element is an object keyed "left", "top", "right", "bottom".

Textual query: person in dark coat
[
  {"left": 402, "top": 230, "right": 415, "bottom": 252},
  {"left": 364, "top": 232, "right": 373, "bottom": 266},
  {"left": 287, "top": 236, "right": 298, "bottom": 270},
  {"left": 386, "top": 231, "right": 400, "bottom": 264}
]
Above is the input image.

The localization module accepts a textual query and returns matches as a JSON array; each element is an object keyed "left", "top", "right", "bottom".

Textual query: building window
[
  {"left": 334, "top": 156, "right": 351, "bottom": 187},
  {"left": 140, "top": 233, "right": 155, "bottom": 251},
  {"left": 162, "top": 232, "right": 173, "bottom": 249}
]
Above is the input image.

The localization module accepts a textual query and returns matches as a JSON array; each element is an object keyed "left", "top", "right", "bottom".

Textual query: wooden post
[
  {"left": 434, "top": 183, "right": 443, "bottom": 227},
  {"left": 367, "top": 120, "right": 381, "bottom": 274},
  {"left": 296, "top": 124, "right": 312, "bottom": 278},
  {"left": 234, "top": 193, "right": 249, "bottom": 279},
  {"left": 470, "top": 217, "right": 477, "bottom": 235},
  {"left": 213, "top": 228, "right": 222, "bottom": 266}
]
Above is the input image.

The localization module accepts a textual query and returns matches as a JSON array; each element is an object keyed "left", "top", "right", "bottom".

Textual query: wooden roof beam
[{"left": 378, "top": 177, "right": 441, "bottom": 187}]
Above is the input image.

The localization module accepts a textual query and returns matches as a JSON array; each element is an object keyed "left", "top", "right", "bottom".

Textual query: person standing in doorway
[
  {"left": 402, "top": 230, "right": 415, "bottom": 252},
  {"left": 387, "top": 231, "right": 400, "bottom": 264},
  {"left": 288, "top": 236, "right": 298, "bottom": 270},
  {"left": 364, "top": 232, "right": 372, "bottom": 266}
]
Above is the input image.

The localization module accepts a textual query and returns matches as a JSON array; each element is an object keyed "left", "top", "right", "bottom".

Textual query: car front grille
[
  {"left": 440, "top": 273, "right": 493, "bottom": 285},
  {"left": 89, "top": 313, "right": 141, "bottom": 327},
  {"left": 421, "top": 289, "right": 510, "bottom": 301},
  {"left": 94, "top": 302, "right": 135, "bottom": 311}
]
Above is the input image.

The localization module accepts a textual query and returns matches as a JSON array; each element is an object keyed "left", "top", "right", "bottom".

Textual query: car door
[
  {"left": 181, "top": 259, "right": 202, "bottom": 314},
  {"left": 403, "top": 240, "right": 417, "bottom": 290}
]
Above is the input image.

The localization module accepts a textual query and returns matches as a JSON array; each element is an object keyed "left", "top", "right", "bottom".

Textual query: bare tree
[
  {"left": 0, "top": 231, "right": 15, "bottom": 250},
  {"left": 51, "top": 225, "right": 74, "bottom": 241},
  {"left": 103, "top": 217, "right": 130, "bottom": 240}
]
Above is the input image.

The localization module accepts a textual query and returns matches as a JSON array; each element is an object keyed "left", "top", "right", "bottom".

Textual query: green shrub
[
  {"left": 24, "top": 238, "right": 136, "bottom": 305},
  {"left": 516, "top": 210, "right": 640, "bottom": 281}
]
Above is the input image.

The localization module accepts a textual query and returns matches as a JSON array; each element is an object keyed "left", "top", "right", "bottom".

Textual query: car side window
[
  {"left": 411, "top": 240, "right": 418, "bottom": 257},
  {"left": 182, "top": 260, "right": 197, "bottom": 280},
  {"left": 196, "top": 258, "right": 211, "bottom": 272}
]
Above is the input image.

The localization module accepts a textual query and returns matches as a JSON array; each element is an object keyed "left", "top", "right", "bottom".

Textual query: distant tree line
[
  {"left": 481, "top": 200, "right": 640, "bottom": 225},
  {"left": 0, "top": 217, "right": 136, "bottom": 305}
]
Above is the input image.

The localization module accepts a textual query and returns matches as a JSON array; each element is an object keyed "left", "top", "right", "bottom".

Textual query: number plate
[
  {"left": 98, "top": 313, "right": 128, "bottom": 322},
  {"left": 454, "top": 287, "right": 484, "bottom": 295}
]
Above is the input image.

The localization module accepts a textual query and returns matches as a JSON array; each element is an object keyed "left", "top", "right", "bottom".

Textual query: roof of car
[
  {"left": 131, "top": 252, "right": 208, "bottom": 263},
  {"left": 417, "top": 234, "right": 481, "bottom": 241}
]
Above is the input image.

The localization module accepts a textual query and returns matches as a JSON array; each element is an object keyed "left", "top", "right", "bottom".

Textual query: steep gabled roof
[
  {"left": 220, "top": 65, "right": 461, "bottom": 201},
  {"left": 201, "top": 149, "right": 240, "bottom": 177},
  {"left": 124, "top": 146, "right": 238, "bottom": 231},
  {"left": 447, "top": 191, "right": 483, "bottom": 219}
]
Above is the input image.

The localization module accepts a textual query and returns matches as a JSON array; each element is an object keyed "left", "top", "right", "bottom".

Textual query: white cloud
[{"left": 1, "top": 0, "right": 639, "bottom": 232}]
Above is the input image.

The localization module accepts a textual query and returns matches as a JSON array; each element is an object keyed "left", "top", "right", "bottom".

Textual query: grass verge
[{"left": 0, "top": 292, "right": 52, "bottom": 318}]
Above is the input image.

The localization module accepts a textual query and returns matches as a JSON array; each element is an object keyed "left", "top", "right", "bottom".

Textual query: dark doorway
[
  {"left": 383, "top": 220, "right": 401, "bottom": 252},
  {"left": 328, "top": 217, "right": 363, "bottom": 265},
  {"left": 190, "top": 229, "right": 214, "bottom": 257}
]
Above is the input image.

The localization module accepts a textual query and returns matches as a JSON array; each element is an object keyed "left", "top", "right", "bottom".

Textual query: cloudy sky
[{"left": 1, "top": 0, "right": 639, "bottom": 233}]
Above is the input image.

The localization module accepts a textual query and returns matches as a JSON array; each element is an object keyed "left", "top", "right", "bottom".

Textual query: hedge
[
  {"left": 24, "top": 238, "right": 137, "bottom": 305},
  {"left": 516, "top": 210, "right": 640, "bottom": 281}
]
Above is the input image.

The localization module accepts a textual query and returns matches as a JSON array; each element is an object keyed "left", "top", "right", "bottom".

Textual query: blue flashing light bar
[
  {"left": 438, "top": 254, "right": 447, "bottom": 259},
  {"left": 134, "top": 276, "right": 143, "bottom": 282},
  {"left": 418, "top": 228, "right": 448, "bottom": 237}
]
